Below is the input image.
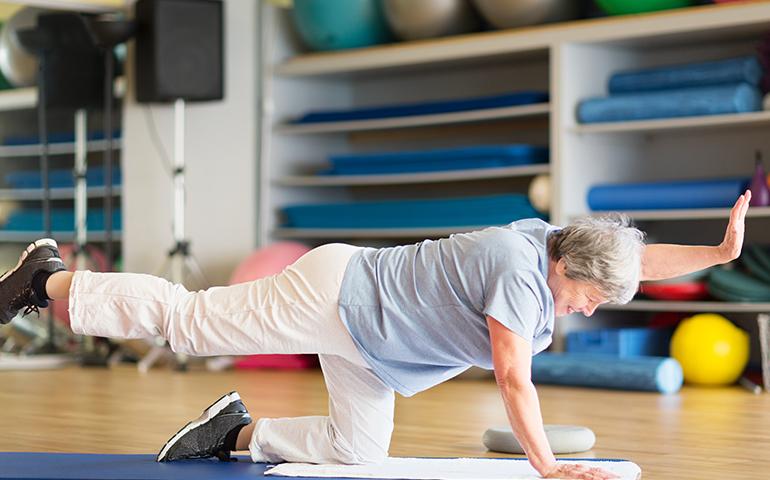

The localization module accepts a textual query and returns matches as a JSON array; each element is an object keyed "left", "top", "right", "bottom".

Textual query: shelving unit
[
  {"left": 0, "top": 83, "right": 124, "bottom": 260},
  {"left": 260, "top": 1, "right": 770, "bottom": 344}
]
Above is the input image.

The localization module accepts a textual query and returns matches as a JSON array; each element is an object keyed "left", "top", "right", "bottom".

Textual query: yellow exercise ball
[{"left": 670, "top": 313, "right": 749, "bottom": 386}]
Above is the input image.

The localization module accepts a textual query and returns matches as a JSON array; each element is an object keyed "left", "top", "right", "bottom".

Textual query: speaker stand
[{"left": 138, "top": 99, "right": 208, "bottom": 373}]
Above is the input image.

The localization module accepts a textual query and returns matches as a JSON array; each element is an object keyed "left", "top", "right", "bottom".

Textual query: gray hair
[{"left": 547, "top": 214, "right": 646, "bottom": 304}]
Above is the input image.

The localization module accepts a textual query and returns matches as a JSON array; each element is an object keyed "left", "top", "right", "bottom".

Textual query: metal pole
[
  {"left": 103, "top": 49, "right": 114, "bottom": 271},
  {"left": 74, "top": 109, "right": 88, "bottom": 270},
  {"left": 172, "top": 98, "right": 185, "bottom": 285}
]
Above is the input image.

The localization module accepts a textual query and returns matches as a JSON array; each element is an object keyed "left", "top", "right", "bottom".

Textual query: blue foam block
[
  {"left": 532, "top": 353, "right": 683, "bottom": 394},
  {"left": 587, "top": 178, "right": 748, "bottom": 211},
  {"left": 0, "top": 453, "right": 632, "bottom": 480},
  {"left": 577, "top": 83, "right": 762, "bottom": 123},
  {"left": 293, "top": 91, "right": 549, "bottom": 124},
  {"left": 608, "top": 55, "right": 763, "bottom": 94},
  {"left": 566, "top": 327, "right": 673, "bottom": 357}
]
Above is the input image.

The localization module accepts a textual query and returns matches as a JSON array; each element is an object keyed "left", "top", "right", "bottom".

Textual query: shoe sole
[
  {"left": 0, "top": 239, "right": 60, "bottom": 283},
  {"left": 156, "top": 391, "right": 243, "bottom": 462}
]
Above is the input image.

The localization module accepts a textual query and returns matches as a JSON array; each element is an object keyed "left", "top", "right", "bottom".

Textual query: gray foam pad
[{"left": 483, "top": 424, "right": 596, "bottom": 454}]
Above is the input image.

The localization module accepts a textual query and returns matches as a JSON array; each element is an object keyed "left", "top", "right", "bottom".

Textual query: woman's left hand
[{"left": 718, "top": 190, "right": 752, "bottom": 262}]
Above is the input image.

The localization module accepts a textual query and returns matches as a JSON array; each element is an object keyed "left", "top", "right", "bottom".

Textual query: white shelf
[
  {"left": 588, "top": 207, "right": 770, "bottom": 221},
  {"left": 602, "top": 300, "right": 770, "bottom": 313},
  {"left": 276, "top": 164, "right": 550, "bottom": 187},
  {"left": 274, "top": 226, "right": 491, "bottom": 239},
  {"left": 0, "top": 185, "right": 121, "bottom": 200},
  {"left": 572, "top": 111, "right": 770, "bottom": 135},
  {"left": 0, "top": 139, "right": 122, "bottom": 158},
  {"left": 3, "top": 0, "right": 124, "bottom": 13},
  {"left": 274, "top": 2, "right": 770, "bottom": 77},
  {"left": 0, "top": 230, "right": 121, "bottom": 242},
  {"left": 0, "top": 77, "right": 126, "bottom": 112},
  {"left": 276, "top": 103, "right": 550, "bottom": 135}
]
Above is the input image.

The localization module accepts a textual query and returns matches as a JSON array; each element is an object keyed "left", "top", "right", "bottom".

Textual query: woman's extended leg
[{"left": 65, "top": 242, "right": 363, "bottom": 359}]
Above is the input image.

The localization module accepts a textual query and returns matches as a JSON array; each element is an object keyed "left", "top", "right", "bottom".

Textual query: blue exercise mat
[
  {"left": 0, "top": 453, "right": 637, "bottom": 480},
  {"left": 608, "top": 55, "right": 763, "bottom": 94},
  {"left": 282, "top": 194, "right": 544, "bottom": 229},
  {"left": 292, "top": 91, "right": 548, "bottom": 124},
  {"left": 323, "top": 144, "right": 548, "bottom": 175},
  {"left": 3, "top": 208, "right": 122, "bottom": 232},
  {"left": 587, "top": 178, "right": 748, "bottom": 211},
  {"left": 577, "top": 83, "right": 762, "bottom": 123},
  {"left": 5, "top": 167, "right": 122, "bottom": 189},
  {"left": 2, "top": 129, "right": 121, "bottom": 146}
]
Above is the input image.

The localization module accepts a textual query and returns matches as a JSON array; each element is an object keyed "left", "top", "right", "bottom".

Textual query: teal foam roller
[{"left": 532, "top": 353, "right": 683, "bottom": 394}]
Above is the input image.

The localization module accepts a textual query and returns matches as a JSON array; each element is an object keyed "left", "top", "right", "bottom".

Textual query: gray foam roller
[{"left": 483, "top": 424, "right": 596, "bottom": 454}]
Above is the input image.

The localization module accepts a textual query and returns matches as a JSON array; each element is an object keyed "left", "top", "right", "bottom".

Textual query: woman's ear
[{"left": 555, "top": 258, "right": 567, "bottom": 276}]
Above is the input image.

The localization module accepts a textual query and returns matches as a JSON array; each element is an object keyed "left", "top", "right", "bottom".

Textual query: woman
[{"left": 0, "top": 191, "right": 751, "bottom": 480}]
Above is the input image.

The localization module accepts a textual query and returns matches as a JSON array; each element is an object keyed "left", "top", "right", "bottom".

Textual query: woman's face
[{"left": 547, "top": 258, "right": 607, "bottom": 317}]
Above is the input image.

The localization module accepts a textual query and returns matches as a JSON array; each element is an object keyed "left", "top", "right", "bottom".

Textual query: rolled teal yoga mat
[
  {"left": 577, "top": 83, "right": 762, "bottom": 123},
  {"left": 587, "top": 178, "right": 747, "bottom": 211},
  {"left": 608, "top": 55, "right": 763, "bottom": 94}
]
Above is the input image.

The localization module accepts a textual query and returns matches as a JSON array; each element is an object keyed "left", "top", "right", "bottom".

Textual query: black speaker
[
  {"left": 19, "top": 13, "right": 106, "bottom": 109},
  {"left": 135, "top": 0, "right": 223, "bottom": 103}
]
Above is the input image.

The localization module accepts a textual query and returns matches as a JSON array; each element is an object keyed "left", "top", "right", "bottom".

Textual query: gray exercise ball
[
  {"left": 0, "top": 7, "right": 47, "bottom": 87},
  {"left": 472, "top": 0, "right": 578, "bottom": 29},
  {"left": 383, "top": 0, "right": 480, "bottom": 41}
]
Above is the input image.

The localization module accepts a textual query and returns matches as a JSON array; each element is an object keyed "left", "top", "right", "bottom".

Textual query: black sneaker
[
  {"left": 156, "top": 391, "right": 252, "bottom": 462},
  {"left": 0, "top": 239, "right": 65, "bottom": 324}
]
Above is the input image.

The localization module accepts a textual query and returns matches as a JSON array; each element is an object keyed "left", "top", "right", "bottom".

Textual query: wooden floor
[{"left": 0, "top": 365, "right": 768, "bottom": 479}]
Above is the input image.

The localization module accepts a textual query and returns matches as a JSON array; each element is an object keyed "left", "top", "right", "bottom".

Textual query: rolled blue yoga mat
[
  {"left": 587, "top": 178, "right": 748, "bottom": 211},
  {"left": 608, "top": 56, "right": 763, "bottom": 94},
  {"left": 532, "top": 353, "right": 683, "bottom": 394},
  {"left": 577, "top": 83, "right": 762, "bottom": 123},
  {"left": 3, "top": 208, "right": 122, "bottom": 232}
]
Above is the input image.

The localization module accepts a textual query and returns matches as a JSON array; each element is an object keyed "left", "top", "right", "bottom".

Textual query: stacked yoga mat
[
  {"left": 4, "top": 166, "right": 121, "bottom": 189},
  {"left": 578, "top": 55, "right": 766, "bottom": 123},
  {"left": 587, "top": 177, "right": 748, "bottom": 211},
  {"left": 320, "top": 144, "right": 548, "bottom": 176},
  {"left": 2, "top": 208, "right": 121, "bottom": 232},
  {"left": 282, "top": 194, "right": 544, "bottom": 229},
  {"left": 2, "top": 129, "right": 121, "bottom": 146},
  {"left": 291, "top": 90, "right": 548, "bottom": 124},
  {"left": 708, "top": 246, "right": 770, "bottom": 302}
]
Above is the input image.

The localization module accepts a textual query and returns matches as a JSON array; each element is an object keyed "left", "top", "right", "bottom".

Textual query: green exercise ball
[
  {"left": 292, "top": 0, "right": 392, "bottom": 51},
  {"left": 595, "top": 0, "right": 694, "bottom": 16}
]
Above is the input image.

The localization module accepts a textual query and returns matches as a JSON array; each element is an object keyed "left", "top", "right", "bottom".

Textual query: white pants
[{"left": 68, "top": 243, "right": 395, "bottom": 464}]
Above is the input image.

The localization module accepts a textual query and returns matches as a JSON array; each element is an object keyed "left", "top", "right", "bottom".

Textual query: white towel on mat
[{"left": 265, "top": 457, "right": 642, "bottom": 480}]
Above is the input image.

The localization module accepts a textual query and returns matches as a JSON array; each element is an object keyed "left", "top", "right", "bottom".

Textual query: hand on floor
[{"left": 544, "top": 462, "right": 620, "bottom": 480}]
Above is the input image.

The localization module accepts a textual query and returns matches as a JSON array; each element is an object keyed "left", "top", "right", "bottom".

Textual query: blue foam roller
[
  {"left": 587, "top": 178, "right": 747, "bottom": 211},
  {"left": 577, "top": 83, "right": 762, "bottom": 123},
  {"left": 608, "top": 56, "right": 763, "bottom": 94},
  {"left": 293, "top": 91, "right": 549, "bottom": 124},
  {"left": 532, "top": 353, "right": 683, "bottom": 394}
]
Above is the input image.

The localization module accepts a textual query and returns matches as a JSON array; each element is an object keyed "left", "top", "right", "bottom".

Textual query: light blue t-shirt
[{"left": 338, "top": 218, "right": 558, "bottom": 397}]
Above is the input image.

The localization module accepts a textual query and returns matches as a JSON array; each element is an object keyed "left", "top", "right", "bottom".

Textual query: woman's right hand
[{"left": 544, "top": 463, "right": 620, "bottom": 479}]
